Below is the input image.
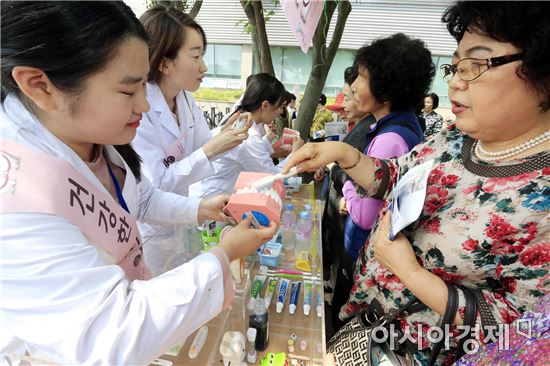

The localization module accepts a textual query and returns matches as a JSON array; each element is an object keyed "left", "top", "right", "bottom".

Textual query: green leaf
[
  {"left": 496, "top": 198, "right": 515, "bottom": 213},
  {"left": 439, "top": 151, "right": 453, "bottom": 163},
  {"left": 426, "top": 248, "right": 444, "bottom": 266},
  {"left": 510, "top": 268, "right": 547, "bottom": 280},
  {"left": 478, "top": 192, "right": 497, "bottom": 204}
]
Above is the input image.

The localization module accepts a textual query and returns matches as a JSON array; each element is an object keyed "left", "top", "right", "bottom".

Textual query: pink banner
[{"left": 283, "top": 0, "right": 325, "bottom": 53}]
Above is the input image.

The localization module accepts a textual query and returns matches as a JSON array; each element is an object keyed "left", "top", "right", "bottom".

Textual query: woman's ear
[
  {"left": 261, "top": 100, "right": 271, "bottom": 111},
  {"left": 159, "top": 57, "right": 171, "bottom": 76},
  {"left": 11, "top": 66, "right": 60, "bottom": 111}
]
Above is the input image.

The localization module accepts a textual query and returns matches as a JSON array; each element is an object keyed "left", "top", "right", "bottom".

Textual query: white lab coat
[
  {"left": 132, "top": 83, "right": 216, "bottom": 275},
  {"left": 133, "top": 83, "right": 214, "bottom": 197},
  {"left": 0, "top": 95, "right": 228, "bottom": 365},
  {"left": 190, "top": 122, "right": 288, "bottom": 198}
]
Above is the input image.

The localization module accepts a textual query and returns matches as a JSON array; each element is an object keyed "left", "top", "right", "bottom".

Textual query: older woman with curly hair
[
  {"left": 286, "top": 1, "right": 549, "bottom": 364},
  {"left": 327, "top": 33, "right": 434, "bottom": 336}
]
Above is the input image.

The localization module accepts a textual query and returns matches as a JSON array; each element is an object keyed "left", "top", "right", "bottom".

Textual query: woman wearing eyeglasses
[{"left": 286, "top": 2, "right": 549, "bottom": 365}]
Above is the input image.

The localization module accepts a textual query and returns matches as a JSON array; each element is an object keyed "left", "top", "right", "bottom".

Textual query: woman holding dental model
[
  {"left": 191, "top": 73, "right": 304, "bottom": 198},
  {"left": 286, "top": 2, "right": 550, "bottom": 364},
  {"left": 133, "top": 6, "right": 250, "bottom": 275}
]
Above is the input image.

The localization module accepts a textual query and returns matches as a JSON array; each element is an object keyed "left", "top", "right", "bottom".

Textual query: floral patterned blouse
[
  {"left": 340, "top": 124, "right": 550, "bottom": 365},
  {"left": 423, "top": 111, "right": 444, "bottom": 138}
]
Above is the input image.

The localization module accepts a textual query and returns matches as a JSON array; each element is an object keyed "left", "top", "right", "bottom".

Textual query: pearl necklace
[{"left": 474, "top": 130, "right": 550, "bottom": 161}]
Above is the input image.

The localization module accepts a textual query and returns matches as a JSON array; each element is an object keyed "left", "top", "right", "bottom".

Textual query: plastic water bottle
[
  {"left": 281, "top": 204, "right": 297, "bottom": 253},
  {"left": 295, "top": 211, "right": 313, "bottom": 257}
]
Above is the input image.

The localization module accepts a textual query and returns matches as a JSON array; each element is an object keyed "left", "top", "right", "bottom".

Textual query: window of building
[
  {"left": 204, "top": 44, "right": 242, "bottom": 79},
  {"left": 430, "top": 55, "right": 452, "bottom": 108},
  {"left": 253, "top": 46, "right": 356, "bottom": 97}
]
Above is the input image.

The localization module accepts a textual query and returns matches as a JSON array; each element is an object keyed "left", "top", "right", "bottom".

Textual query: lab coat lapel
[
  {"left": 147, "top": 82, "right": 180, "bottom": 139},
  {"left": 175, "top": 91, "right": 194, "bottom": 149}
]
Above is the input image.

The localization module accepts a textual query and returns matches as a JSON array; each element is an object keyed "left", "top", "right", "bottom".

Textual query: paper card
[
  {"left": 389, "top": 160, "right": 434, "bottom": 240},
  {"left": 324, "top": 122, "right": 348, "bottom": 141}
]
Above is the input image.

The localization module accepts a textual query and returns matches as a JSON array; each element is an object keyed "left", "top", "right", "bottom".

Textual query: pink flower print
[
  {"left": 519, "top": 243, "right": 550, "bottom": 267},
  {"left": 483, "top": 171, "right": 538, "bottom": 193}
]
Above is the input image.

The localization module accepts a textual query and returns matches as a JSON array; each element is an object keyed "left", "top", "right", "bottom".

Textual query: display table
[{"left": 157, "top": 184, "right": 325, "bottom": 366}]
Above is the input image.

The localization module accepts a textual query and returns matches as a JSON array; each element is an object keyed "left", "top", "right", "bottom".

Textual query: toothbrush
[
  {"left": 251, "top": 167, "right": 300, "bottom": 190},
  {"left": 259, "top": 266, "right": 310, "bottom": 276}
]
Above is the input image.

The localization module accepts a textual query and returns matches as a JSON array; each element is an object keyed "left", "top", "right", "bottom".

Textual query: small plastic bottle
[
  {"left": 246, "top": 327, "right": 257, "bottom": 364},
  {"left": 249, "top": 297, "right": 269, "bottom": 351},
  {"left": 280, "top": 203, "right": 297, "bottom": 253},
  {"left": 295, "top": 211, "right": 313, "bottom": 257}
]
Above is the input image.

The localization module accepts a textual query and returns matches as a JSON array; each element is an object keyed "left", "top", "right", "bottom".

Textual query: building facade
[
  {"left": 126, "top": 0, "right": 457, "bottom": 109},
  {"left": 194, "top": 0, "right": 456, "bottom": 107}
]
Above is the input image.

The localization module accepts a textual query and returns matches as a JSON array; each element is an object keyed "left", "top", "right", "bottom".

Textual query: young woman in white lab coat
[
  {"left": 190, "top": 73, "right": 304, "bottom": 198},
  {"left": 132, "top": 6, "right": 250, "bottom": 275},
  {"left": 0, "top": 2, "right": 276, "bottom": 365}
]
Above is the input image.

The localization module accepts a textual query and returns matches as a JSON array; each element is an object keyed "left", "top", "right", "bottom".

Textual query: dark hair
[
  {"left": 1, "top": 1, "right": 147, "bottom": 179},
  {"left": 140, "top": 5, "right": 207, "bottom": 84},
  {"left": 289, "top": 93, "right": 297, "bottom": 102},
  {"left": 1, "top": 1, "right": 148, "bottom": 101},
  {"left": 354, "top": 33, "right": 435, "bottom": 112},
  {"left": 237, "top": 73, "right": 287, "bottom": 113},
  {"left": 442, "top": 1, "right": 550, "bottom": 111},
  {"left": 426, "top": 92, "right": 439, "bottom": 109},
  {"left": 344, "top": 66, "right": 358, "bottom": 86},
  {"left": 319, "top": 93, "right": 327, "bottom": 106}
]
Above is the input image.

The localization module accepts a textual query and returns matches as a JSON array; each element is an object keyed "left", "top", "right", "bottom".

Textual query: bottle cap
[
  {"left": 253, "top": 297, "right": 267, "bottom": 315},
  {"left": 303, "top": 304, "right": 310, "bottom": 316},
  {"left": 285, "top": 203, "right": 294, "bottom": 210},
  {"left": 276, "top": 302, "right": 284, "bottom": 313},
  {"left": 304, "top": 204, "right": 312, "bottom": 211},
  {"left": 289, "top": 303, "right": 296, "bottom": 314},
  {"left": 299, "top": 211, "right": 309, "bottom": 219},
  {"left": 246, "top": 327, "right": 257, "bottom": 342}
]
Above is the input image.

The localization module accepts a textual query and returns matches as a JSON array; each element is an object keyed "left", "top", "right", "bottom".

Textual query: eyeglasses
[{"left": 440, "top": 54, "right": 522, "bottom": 83}]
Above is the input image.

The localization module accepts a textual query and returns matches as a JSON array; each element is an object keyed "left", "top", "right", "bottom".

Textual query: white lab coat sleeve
[
  {"left": 237, "top": 133, "right": 280, "bottom": 174},
  {"left": 133, "top": 112, "right": 214, "bottom": 194},
  {"left": 1, "top": 213, "right": 227, "bottom": 365},
  {"left": 136, "top": 174, "right": 200, "bottom": 227},
  {"left": 261, "top": 135, "right": 275, "bottom": 155}
]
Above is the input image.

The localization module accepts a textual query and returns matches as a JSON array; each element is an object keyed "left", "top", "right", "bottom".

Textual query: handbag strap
[
  {"left": 456, "top": 287, "right": 477, "bottom": 359},
  {"left": 328, "top": 297, "right": 424, "bottom": 346},
  {"left": 428, "top": 283, "right": 459, "bottom": 366},
  {"left": 474, "top": 289, "right": 498, "bottom": 338}
]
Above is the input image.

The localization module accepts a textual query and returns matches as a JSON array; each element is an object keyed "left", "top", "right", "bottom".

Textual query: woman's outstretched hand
[{"left": 282, "top": 141, "right": 354, "bottom": 174}]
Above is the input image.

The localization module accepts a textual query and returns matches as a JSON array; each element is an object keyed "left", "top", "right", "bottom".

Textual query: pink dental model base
[{"left": 225, "top": 172, "right": 286, "bottom": 226}]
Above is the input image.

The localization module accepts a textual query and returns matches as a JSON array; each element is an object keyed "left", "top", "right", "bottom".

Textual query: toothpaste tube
[
  {"left": 248, "top": 275, "right": 266, "bottom": 310},
  {"left": 276, "top": 278, "right": 290, "bottom": 313},
  {"left": 303, "top": 280, "right": 313, "bottom": 316},
  {"left": 264, "top": 277, "right": 279, "bottom": 307},
  {"left": 289, "top": 281, "right": 302, "bottom": 315},
  {"left": 315, "top": 282, "right": 322, "bottom": 318}
]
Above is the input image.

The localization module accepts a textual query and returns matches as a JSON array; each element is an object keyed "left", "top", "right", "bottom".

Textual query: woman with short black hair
[{"left": 423, "top": 92, "right": 445, "bottom": 138}]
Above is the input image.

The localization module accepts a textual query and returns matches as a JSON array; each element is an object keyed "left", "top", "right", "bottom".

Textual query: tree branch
[
  {"left": 252, "top": 1, "right": 275, "bottom": 75},
  {"left": 326, "top": 0, "right": 351, "bottom": 63},
  {"left": 240, "top": 0, "right": 261, "bottom": 71},
  {"left": 188, "top": 0, "right": 203, "bottom": 18}
]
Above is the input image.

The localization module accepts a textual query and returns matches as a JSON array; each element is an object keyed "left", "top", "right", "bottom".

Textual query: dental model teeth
[{"left": 226, "top": 172, "right": 287, "bottom": 226}]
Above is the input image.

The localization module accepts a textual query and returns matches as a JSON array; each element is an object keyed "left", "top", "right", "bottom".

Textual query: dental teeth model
[{"left": 225, "top": 172, "right": 286, "bottom": 226}]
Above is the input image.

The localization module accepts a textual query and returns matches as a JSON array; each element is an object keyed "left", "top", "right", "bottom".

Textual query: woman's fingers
[{"left": 282, "top": 143, "right": 317, "bottom": 173}]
